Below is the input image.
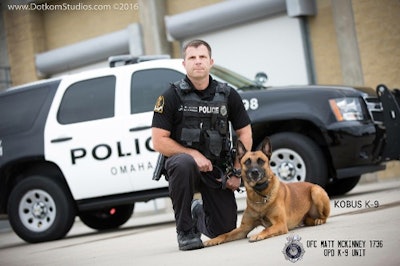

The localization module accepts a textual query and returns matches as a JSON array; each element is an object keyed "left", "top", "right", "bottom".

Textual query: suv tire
[
  {"left": 325, "top": 176, "right": 361, "bottom": 196},
  {"left": 7, "top": 175, "right": 76, "bottom": 243},
  {"left": 268, "top": 132, "right": 328, "bottom": 187},
  {"left": 79, "top": 204, "right": 134, "bottom": 230}
]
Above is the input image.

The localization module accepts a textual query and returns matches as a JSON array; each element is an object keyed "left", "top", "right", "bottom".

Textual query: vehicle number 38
[{"left": 242, "top": 98, "right": 259, "bottom": 110}]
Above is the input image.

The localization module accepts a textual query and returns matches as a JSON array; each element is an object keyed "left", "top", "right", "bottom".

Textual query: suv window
[
  {"left": 131, "top": 68, "right": 184, "bottom": 114},
  {"left": 58, "top": 76, "right": 116, "bottom": 124}
]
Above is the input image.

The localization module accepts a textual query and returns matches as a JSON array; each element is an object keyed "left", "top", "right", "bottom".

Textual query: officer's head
[
  {"left": 182, "top": 40, "right": 214, "bottom": 83},
  {"left": 182, "top": 39, "right": 212, "bottom": 59}
]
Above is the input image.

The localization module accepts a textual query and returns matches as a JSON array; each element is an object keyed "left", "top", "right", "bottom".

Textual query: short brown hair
[{"left": 182, "top": 39, "right": 212, "bottom": 59}]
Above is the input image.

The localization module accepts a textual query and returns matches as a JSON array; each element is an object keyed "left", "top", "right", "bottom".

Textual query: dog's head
[{"left": 236, "top": 137, "right": 274, "bottom": 190}]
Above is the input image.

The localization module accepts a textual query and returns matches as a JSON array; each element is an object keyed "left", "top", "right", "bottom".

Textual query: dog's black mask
[
  {"left": 237, "top": 138, "right": 272, "bottom": 191},
  {"left": 243, "top": 158, "right": 269, "bottom": 191},
  {"left": 243, "top": 158, "right": 266, "bottom": 182}
]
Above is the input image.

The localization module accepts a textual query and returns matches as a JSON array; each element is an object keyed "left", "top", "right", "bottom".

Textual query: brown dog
[{"left": 204, "top": 137, "right": 330, "bottom": 246}]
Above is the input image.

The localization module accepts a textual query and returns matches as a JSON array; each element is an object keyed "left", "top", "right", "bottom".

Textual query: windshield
[{"left": 210, "top": 65, "right": 259, "bottom": 90}]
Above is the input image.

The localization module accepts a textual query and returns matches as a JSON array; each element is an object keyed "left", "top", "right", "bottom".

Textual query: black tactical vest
[{"left": 174, "top": 79, "right": 231, "bottom": 162}]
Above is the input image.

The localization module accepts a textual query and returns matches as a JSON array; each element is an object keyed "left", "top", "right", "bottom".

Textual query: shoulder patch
[{"left": 154, "top": 95, "right": 165, "bottom": 113}]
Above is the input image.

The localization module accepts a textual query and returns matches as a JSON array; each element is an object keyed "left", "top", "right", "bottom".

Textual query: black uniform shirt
[{"left": 152, "top": 75, "right": 251, "bottom": 142}]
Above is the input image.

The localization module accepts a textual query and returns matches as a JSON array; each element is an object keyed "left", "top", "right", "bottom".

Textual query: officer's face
[{"left": 183, "top": 44, "right": 214, "bottom": 82}]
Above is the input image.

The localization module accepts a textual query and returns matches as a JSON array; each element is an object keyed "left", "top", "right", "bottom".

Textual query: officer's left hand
[{"left": 226, "top": 176, "right": 241, "bottom": 192}]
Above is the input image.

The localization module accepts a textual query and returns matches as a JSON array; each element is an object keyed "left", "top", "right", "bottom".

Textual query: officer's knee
[
  {"left": 176, "top": 153, "right": 196, "bottom": 165},
  {"left": 166, "top": 153, "right": 197, "bottom": 174}
]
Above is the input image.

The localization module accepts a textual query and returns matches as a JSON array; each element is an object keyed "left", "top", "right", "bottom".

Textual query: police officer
[{"left": 152, "top": 40, "right": 252, "bottom": 251}]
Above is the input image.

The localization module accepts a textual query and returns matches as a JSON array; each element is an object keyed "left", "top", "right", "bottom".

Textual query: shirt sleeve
[
  {"left": 228, "top": 88, "right": 251, "bottom": 130},
  {"left": 151, "top": 86, "right": 178, "bottom": 132}
]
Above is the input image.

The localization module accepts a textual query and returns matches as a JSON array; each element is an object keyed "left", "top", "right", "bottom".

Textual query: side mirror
[{"left": 255, "top": 72, "right": 268, "bottom": 86}]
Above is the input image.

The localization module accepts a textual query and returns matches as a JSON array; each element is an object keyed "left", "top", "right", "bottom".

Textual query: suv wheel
[
  {"left": 268, "top": 132, "right": 328, "bottom": 187},
  {"left": 7, "top": 175, "right": 76, "bottom": 243},
  {"left": 79, "top": 204, "right": 134, "bottom": 230}
]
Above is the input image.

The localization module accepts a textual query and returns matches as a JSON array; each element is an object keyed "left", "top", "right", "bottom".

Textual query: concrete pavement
[{"left": 0, "top": 178, "right": 399, "bottom": 266}]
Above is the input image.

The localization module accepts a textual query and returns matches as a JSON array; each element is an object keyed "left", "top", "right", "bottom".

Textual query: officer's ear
[{"left": 209, "top": 58, "right": 214, "bottom": 67}]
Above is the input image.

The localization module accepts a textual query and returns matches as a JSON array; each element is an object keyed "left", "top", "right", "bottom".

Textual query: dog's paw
[
  {"left": 203, "top": 239, "right": 222, "bottom": 247},
  {"left": 249, "top": 234, "right": 267, "bottom": 242}
]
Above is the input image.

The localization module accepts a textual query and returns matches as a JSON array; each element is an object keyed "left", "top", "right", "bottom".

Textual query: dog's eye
[
  {"left": 244, "top": 158, "right": 251, "bottom": 166},
  {"left": 257, "top": 158, "right": 265, "bottom": 165}
]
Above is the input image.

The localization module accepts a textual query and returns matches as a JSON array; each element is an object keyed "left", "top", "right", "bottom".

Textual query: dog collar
[
  {"left": 253, "top": 182, "right": 268, "bottom": 192},
  {"left": 252, "top": 190, "right": 270, "bottom": 204},
  {"left": 252, "top": 182, "right": 270, "bottom": 204}
]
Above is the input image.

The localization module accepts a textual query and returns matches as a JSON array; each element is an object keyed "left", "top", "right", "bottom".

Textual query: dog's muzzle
[
  {"left": 245, "top": 167, "right": 269, "bottom": 191},
  {"left": 246, "top": 167, "right": 264, "bottom": 182}
]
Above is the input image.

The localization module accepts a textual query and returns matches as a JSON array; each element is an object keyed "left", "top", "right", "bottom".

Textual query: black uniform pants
[{"left": 165, "top": 153, "right": 237, "bottom": 238}]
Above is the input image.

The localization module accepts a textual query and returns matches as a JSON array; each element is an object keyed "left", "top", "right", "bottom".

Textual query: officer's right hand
[{"left": 190, "top": 150, "right": 213, "bottom": 172}]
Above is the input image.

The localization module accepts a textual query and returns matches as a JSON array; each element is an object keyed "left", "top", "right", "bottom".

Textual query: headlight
[{"left": 329, "top": 98, "right": 364, "bottom": 121}]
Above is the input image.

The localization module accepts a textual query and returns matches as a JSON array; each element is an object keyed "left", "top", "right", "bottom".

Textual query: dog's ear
[
  {"left": 236, "top": 140, "right": 247, "bottom": 161},
  {"left": 261, "top": 137, "right": 272, "bottom": 159}
]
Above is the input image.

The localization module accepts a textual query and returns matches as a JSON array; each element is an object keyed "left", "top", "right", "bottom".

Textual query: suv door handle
[
  {"left": 51, "top": 137, "right": 73, "bottom": 143},
  {"left": 129, "top": 126, "right": 151, "bottom": 132}
]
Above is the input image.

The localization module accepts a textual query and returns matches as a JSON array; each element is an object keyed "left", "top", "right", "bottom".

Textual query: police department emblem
[
  {"left": 154, "top": 95, "right": 164, "bottom": 114},
  {"left": 220, "top": 105, "right": 227, "bottom": 116},
  {"left": 282, "top": 234, "right": 305, "bottom": 263}
]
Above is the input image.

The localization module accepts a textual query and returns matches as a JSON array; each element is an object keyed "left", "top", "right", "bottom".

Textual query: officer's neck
[{"left": 189, "top": 76, "right": 210, "bottom": 91}]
